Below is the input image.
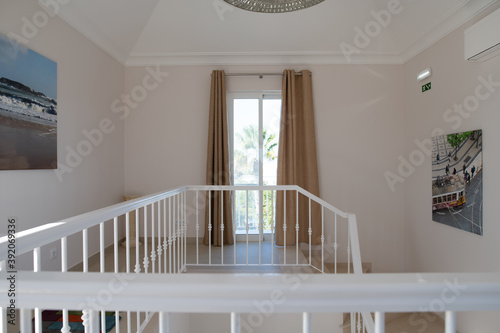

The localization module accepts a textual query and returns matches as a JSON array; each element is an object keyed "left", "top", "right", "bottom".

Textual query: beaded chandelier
[{"left": 222, "top": 0, "right": 325, "bottom": 13}]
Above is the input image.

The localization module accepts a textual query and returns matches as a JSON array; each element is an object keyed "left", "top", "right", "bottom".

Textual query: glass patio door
[{"left": 229, "top": 92, "right": 281, "bottom": 239}]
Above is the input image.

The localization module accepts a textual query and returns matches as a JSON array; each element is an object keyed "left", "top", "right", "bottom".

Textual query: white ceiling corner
[{"left": 52, "top": 0, "right": 500, "bottom": 66}]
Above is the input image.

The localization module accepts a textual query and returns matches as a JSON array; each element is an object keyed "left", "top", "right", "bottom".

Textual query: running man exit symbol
[{"left": 422, "top": 82, "right": 431, "bottom": 92}]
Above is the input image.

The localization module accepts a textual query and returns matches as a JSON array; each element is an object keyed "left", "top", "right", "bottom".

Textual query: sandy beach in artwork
[
  {"left": 0, "top": 110, "right": 56, "bottom": 132},
  {"left": 0, "top": 111, "right": 57, "bottom": 170}
]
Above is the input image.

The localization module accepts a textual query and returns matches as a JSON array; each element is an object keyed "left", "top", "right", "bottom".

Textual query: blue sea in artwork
[{"left": 0, "top": 33, "right": 58, "bottom": 170}]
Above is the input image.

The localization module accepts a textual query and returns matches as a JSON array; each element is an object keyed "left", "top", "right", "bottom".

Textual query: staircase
[
  {"left": 302, "top": 247, "right": 454, "bottom": 333},
  {"left": 342, "top": 312, "right": 450, "bottom": 333}
]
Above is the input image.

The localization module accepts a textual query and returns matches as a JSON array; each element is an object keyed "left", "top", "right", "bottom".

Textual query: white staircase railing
[
  {"left": 2, "top": 185, "right": 497, "bottom": 332},
  {"left": 1, "top": 271, "right": 499, "bottom": 332}
]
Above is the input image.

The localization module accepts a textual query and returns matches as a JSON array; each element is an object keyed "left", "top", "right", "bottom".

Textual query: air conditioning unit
[{"left": 464, "top": 7, "right": 500, "bottom": 61}]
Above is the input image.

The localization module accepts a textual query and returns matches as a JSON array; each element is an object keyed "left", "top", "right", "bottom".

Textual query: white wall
[
  {"left": 402, "top": 2, "right": 500, "bottom": 331},
  {"left": 0, "top": 0, "right": 125, "bottom": 270},
  {"left": 124, "top": 64, "right": 406, "bottom": 273}
]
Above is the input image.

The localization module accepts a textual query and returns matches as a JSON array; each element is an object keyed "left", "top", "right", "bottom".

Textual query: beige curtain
[
  {"left": 204, "top": 70, "right": 234, "bottom": 246},
  {"left": 276, "top": 70, "right": 321, "bottom": 246}
]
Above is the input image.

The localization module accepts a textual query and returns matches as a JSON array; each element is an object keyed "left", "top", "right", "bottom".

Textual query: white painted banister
[
  {"left": 3, "top": 272, "right": 500, "bottom": 313},
  {"left": 0, "top": 187, "right": 187, "bottom": 261},
  {"left": 4, "top": 184, "right": 484, "bottom": 333}
]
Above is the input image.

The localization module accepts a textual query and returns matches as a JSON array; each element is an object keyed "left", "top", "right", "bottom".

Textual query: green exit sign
[{"left": 422, "top": 82, "right": 431, "bottom": 92}]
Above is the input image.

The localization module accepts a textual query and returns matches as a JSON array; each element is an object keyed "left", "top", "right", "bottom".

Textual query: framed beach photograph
[
  {"left": 0, "top": 34, "right": 57, "bottom": 170},
  {"left": 431, "top": 129, "right": 483, "bottom": 235}
]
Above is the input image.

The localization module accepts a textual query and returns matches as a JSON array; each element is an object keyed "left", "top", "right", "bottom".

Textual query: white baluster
[
  {"left": 308, "top": 198, "right": 312, "bottom": 265},
  {"left": 173, "top": 196, "right": 177, "bottom": 272},
  {"left": 321, "top": 206, "right": 325, "bottom": 273},
  {"left": 137, "top": 311, "right": 141, "bottom": 332},
  {"left": 234, "top": 190, "right": 237, "bottom": 265},
  {"left": 175, "top": 195, "right": 182, "bottom": 273},
  {"left": 81, "top": 309, "right": 90, "bottom": 333},
  {"left": 61, "top": 237, "right": 68, "bottom": 272},
  {"left": 196, "top": 190, "right": 199, "bottom": 265},
  {"left": 184, "top": 192, "right": 187, "bottom": 270},
  {"left": 271, "top": 190, "right": 274, "bottom": 265},
  {"left": 445, "top": 311, "right": 456, "bottom": 333},
  {"left": 80, "top": 229, "right": 91, "bottom": 332},
  {"left": 347, "top": 220, "right": 351, "bottom": 275},
  {"left": 61, "top": 237, "right": 70, "bottom": 333},
  {"left": 126, "top": 212, "right": 130, "bottom": 273},
  {"left": 0, "top": 307, "right": 6, "bottom": 333},
  {"left": 169, "top": 197, "right": 172, "bottom": 274},
  {"left": 334, "top": 214, "right": 338, "bottom": 274},
  {"left": 127, "top": 309, "right": 131, "bottom": 333},
  {"left": 159, "top": 312, "right": 169, "bottom": 333},
  {"left": 100, "top": 222, "right": 105, "bottom": 273},
  {"left": 296, "top": 191, "right": 299, "bottom": 265},
  {"left": 283, "top": 190, "right": 287, "bottom": 265},
  {"left": 113, "top": 217, "right": 120, "bottom": 333},
  {"left": 151, "top": 203, "right": 156, "bottom": 274},
  {"left": 90, "top": 310, "right": 99, "bottom": 333},
  {"left": 208, "top": 191, "right": 212, "bottom": 266},
  {"left": 374, "top": 312, "right": 385, "bottom": 333},
  {"left": 141, "top": 206, "right": 147, "bottom": 273},
  {"left": 136, "top": 209, "right": 141, "bottom": 273},
  {"left": 32, "top": 248, "right": 42, "bottom": 333},
  {"left": 0, "top": 307, "right": 4, "bottom": 333},
  {"left": 82, "top": 229, "right": 88, "bottom": 272},
  {"left": 182, "top": 193, "right": 185, "bottom": 270},
  {"left": 258, "top": 190, "right": 262, "bottom": 266},
  {"left": 20, "top": 309, "right": 32, "bottom": 333},
  {"left": 246, "top": 190, "right": 249, "bottom": 265},
  {"left": 113, "top": 217, "right": 119, "bottom": 272},
  {"left": 221, "top": 190, "right": 224, "bottom": 265},
  {"left": 158, "top": 200, "right": 162, "bottom": 273},
  {"left": 101, "top": 311, "right": 107, "bottom": 333},
  {"left": 303, "top": 313, "right": 312, "bottom": 333},
  {"left": 164, "top": 199, "right": 168, "bottom": 273},
  {"left": 231, "top": 313, "right": 240, "bottom": 333}
]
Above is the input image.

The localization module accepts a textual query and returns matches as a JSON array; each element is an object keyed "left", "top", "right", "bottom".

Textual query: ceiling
[{"left": 46, "top": 0, "right": 498, "bottom": 66}]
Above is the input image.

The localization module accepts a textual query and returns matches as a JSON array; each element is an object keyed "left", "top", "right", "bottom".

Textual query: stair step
[
  {"left": 324, "top": 262, "right": 372, "bottom": 274},
  {"left": 386, "top": 312, "right": 449, "bottom": 333}
]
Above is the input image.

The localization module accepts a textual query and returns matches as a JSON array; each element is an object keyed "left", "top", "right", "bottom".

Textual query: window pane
[
  {"left": 262, "top": 99, "right": 281, "bottom": 186},
  {"left": 233, "top": 99, "right": 259, "bottom": 185},
  {"left": 263, "top": 99, "right": 281, "bottom": 232},
  {"left": 232, "top": 95, "right": 281, "bottom": 235}
]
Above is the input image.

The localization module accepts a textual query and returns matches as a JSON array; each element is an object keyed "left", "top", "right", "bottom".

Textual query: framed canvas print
[
  {"left": 431, "top": 129, "right": 483, "bottom": 235},
  {"left": 0, "top": 34, "right": 57, "bottom": 170}
]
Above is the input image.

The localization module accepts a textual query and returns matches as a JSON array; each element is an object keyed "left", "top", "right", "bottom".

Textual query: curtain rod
[{"left": 211, "top": 72, "right": 312, "bottom": 78}]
